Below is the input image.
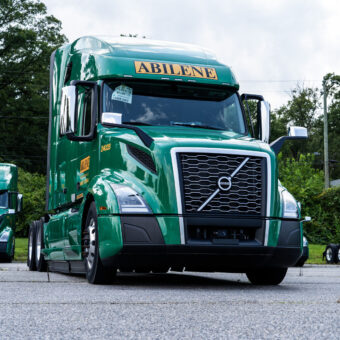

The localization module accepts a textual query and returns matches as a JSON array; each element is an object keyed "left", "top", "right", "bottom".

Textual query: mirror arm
[
  {"left": 66, "top": 131, "right": 95, "bottom": 142},
  {"left": 240, "top": 94, "right": 264, "bottom": 101},
  {"left": 270, "top": 136, "right": 306, "bottom": 154}
]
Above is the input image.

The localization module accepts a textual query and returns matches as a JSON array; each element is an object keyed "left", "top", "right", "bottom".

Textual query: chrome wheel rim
[
  {"left": 338, "top": 248, "right": 340, "bottom": 262},
  {"left": 85, "top": 218, "right": 96, "bottom": 270},
  {"left": 28, "top": 232, "right": 33, "bottom": 261},
  {"left": 36, "top": 229, "right": 41, "bottom": 262},
  {"left": 326, "top": 248, "right": 333, "bottom": 262}
]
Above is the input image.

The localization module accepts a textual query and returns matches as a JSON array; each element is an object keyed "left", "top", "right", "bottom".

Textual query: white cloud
[{"left": 44, "top": 0, "right": 340, "bottom": 109}]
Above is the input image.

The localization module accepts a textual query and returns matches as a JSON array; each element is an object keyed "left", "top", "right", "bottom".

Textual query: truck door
[{"left": 64, "top": 86, "right": 96, "bottom": 259}]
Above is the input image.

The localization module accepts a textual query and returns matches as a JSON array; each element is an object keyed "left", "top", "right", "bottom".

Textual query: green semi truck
[
  {"left": 27, "top": 36, "right": 308, "bottom": 284},
  {"left": 0, "top": 163, "right": 22, "bottom": 262}
]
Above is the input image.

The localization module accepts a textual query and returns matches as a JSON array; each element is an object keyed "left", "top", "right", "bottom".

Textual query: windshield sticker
[
  {"left": 134, "top": 61, "right": 218, "bottom": 80},
  {"left": 111, "top": 85, "right": 133, "bottom": 104}
]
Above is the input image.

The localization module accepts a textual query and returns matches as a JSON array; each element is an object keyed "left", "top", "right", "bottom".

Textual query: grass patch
[
  {"left": 14, "top": 237, "right": 27, "bottom": 262},
  {"left": 306, "top": 244, "right": 326, "bottom": 265}
]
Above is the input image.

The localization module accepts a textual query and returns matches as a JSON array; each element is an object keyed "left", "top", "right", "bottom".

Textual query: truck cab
[
  {"left": 0, "top": 163, "right": 22, "bottom": 262},
  {"left": 28, "top": 37, "right": 308, "bottom": 284}
]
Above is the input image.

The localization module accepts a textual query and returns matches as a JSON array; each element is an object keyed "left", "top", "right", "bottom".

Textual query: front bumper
[{"left": 101, "top": 244, "right": 302, "bottom": 272}]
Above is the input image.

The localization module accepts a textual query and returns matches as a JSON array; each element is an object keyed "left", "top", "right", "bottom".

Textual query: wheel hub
[
  {"left": 85, "top": 218, "right": 96, "bottom": 270},
  {"left": 326, "top": 247, "right": 333, "bottom": 262}
]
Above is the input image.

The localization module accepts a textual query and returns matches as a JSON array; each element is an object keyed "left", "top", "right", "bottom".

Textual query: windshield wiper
[
  {"left": 122, "top": 121, "right": 152, "bottom": 126},
  {"left": 102, "top": 122, "right": 154, "bottom": 148},
  {"left": 171, "top": 122, "right": 223, "bottom": 130}
]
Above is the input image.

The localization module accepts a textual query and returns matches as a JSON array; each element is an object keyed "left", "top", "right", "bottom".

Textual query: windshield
[
  {"left": 102, "top": 81, "right": 246, "bottom": 133},
  {"left": 0, "top": 191, "right": 8, "bottom": 209}
]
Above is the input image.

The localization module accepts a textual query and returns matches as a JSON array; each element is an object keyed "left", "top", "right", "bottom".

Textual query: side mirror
[
  {"left": 60, "top": 85, "right": 77, "bottom": 135},
  {"left": 270, "top": 126, "right": 308, "bottom": 155},
  {"left": 17, "top": 194, "right": 23, "bottom": 212},
  {"left": 241, "top": 94, "right": 270, "bottom": 143},
  {"left": 64, "top": 80, "right": 98, "bottom": 142},
  {"left": 258, "top": 100, "right": 270, "bottom": 143},
  {"left": 288, "top": 126, "right": 308, "bottom": 138}
]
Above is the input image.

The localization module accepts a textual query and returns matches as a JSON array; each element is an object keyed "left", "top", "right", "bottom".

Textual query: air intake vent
[{"left": 127, "top": 145, "right": 157, "bottom": 174}]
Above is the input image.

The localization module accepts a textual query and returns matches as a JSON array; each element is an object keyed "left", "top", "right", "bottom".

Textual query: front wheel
[
  {"left": 83, "top": 202, "right": 116, "bottom": 284},
  {"left": 246, "top": 267, "right": 288, "bottom": 285}
]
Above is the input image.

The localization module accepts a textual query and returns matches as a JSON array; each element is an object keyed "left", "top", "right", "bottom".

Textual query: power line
[
  {"left": 0, "top": 115, "right": 48, "bottom": 119},
  {"left": 0, "top": 154, "right": 45, "bottom": 159},
  {"left": 240, "top": 79, "right": 322, "bottom": 83}
]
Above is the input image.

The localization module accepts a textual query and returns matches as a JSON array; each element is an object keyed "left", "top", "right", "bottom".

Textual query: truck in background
[
  {"left": 27, "top": 36, "right": 308, "bottom": 284},
  {"left": 323, "top": 243, "right": 340, "bottom": 264},
  {"left": 0, "top": 163, "right": 22, "bottom": 262}
]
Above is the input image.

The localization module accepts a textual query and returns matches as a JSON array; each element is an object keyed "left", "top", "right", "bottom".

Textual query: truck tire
[
  {"left": 324, "top": 244, "right": 338, "bottom": 264},
  {"left": 9, "top": 237, "right": 15, "bottom": 262},
  {"left": 83, "top": 202, "right": 116, "bottom": 284},
  {"left": 246, "top": 267, "right": 287, "bottom": 285},
  {"left": 35, "top": 219, "right": 47, "bottom": 272},
  {"left": 27, "top": 222, "right": 37, "bottom": 271},
  {"left": 336, "top": 245, "right": 340, "bottom": 264}
]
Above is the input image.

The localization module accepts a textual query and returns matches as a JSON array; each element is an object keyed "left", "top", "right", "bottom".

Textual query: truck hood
[{"left": 99, "top": 124, "right": 279, "bottom": 218}]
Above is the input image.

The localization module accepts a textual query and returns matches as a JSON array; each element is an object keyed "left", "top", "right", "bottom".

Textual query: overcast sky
[{"left": 43, "top": 0, "right": 340, "bottom": 109}]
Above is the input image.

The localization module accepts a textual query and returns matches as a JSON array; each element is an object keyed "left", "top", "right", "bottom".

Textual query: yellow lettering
[
  {"left": 101, "top": 143, "right": 111, "bottom": 152},
  {"left": 80, "top": 156, "right": 90, "bottom": 173},
  {"left": 134, "top": 61, "right": 218, "bottom": 80},
  {"left": 180, "top": 65, "right": 192, "bottom": 76},
  {"left": 204, "top": 67, "right": 218, "bottom": 80},
  {"left": 191, "top": 66, "right": 204, "bottom": 78}
]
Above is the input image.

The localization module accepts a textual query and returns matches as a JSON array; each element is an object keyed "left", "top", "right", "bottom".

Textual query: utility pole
[{"left": 323, "top": 79, "right": 330, "bottom": 189}]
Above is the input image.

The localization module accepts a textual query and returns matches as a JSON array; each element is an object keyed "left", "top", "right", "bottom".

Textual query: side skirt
[{"left": 47, "top": 260, "right": 86, "bottom": 274}]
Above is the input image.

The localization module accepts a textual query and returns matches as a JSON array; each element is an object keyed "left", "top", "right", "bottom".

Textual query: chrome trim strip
[
  {"left": 171, "top": 147, "right": 272, "bottom": 246},
  {"left": 197, "top": 188, "right": 220, "bottom": 212}
]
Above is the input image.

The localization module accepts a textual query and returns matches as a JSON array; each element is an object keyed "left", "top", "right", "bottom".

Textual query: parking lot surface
[{"left": 0, "top": 263, "right": 339, "bottom": 339}]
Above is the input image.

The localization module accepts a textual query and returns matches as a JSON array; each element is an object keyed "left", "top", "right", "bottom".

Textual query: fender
[{"left": 79, "top": 173, "right": 123, "bottom": 260}]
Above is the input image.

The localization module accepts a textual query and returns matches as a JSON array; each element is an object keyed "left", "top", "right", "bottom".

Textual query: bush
[
  {"left": 16, "top": 168, "right": 45, "bottom": 237},
  {"left": 279, "top": 154, "right": 340, "bottom": 244},
  {"left": 307, "top": 187, "right": 340, "bottom": 243}
]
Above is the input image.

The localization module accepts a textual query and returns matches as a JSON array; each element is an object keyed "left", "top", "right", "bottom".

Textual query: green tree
[
  {"left": 0, "top": 0, "right": 67, "bottom": 173},
  {"left": 271, "top": 85, "right": 320, "bottom": 159},
  {"left": 16, "top": 167, "right": 45, "bottom": 236},
  {"left": 279, "top": 154, "right": 340, "bottom": 243}
]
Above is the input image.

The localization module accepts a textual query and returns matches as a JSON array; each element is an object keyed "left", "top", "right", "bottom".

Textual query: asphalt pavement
[{"left": 0, "top": 263, "right": 339, "bottom": 339}]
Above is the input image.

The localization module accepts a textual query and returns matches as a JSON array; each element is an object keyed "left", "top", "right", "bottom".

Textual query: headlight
[
  {"left": 282, "top": 190, "right": 298, "bottom": 218},
  {"left": 303, "top": 236, "right": 308, "bottom": 247},
  {"left": 0, "top": 230, "right": 10, "bottom": 242},
  {"left": 111, "top": 184, "right": 151, "bottom": 214}
]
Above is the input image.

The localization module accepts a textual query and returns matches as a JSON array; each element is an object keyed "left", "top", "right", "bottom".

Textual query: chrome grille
[{"left": 179, "top": 153, "right": 265, "bottom": 215}]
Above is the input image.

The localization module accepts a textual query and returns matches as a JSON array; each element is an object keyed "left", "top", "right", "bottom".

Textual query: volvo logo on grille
[{"left": 217, "top": 176, "right": 232, "bottom": 191}]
